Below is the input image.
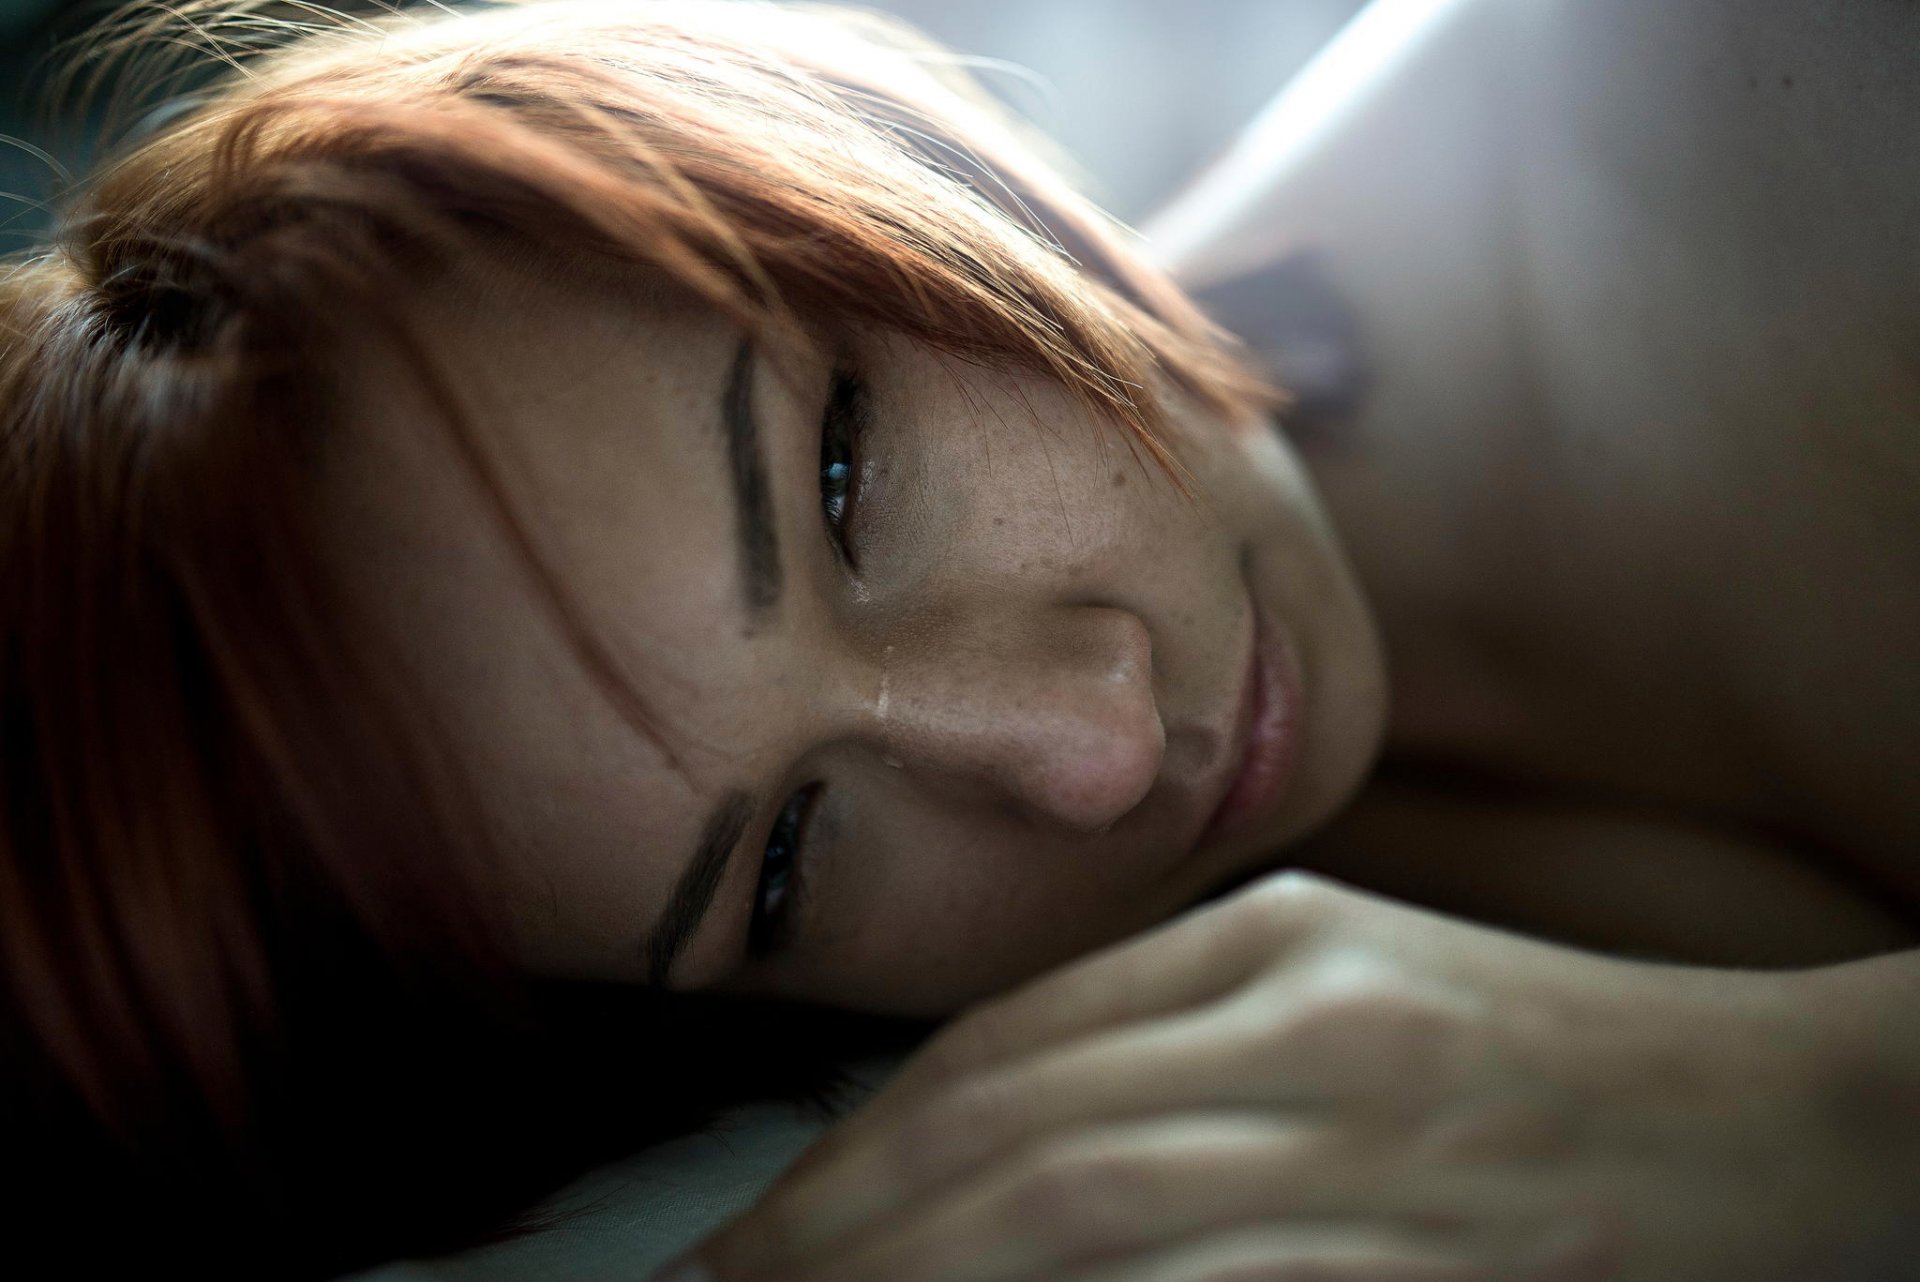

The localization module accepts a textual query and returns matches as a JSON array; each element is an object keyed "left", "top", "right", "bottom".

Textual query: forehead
[
  {"left": 319, "top": 252, "right": 827, "bottom": 665},
  {"left": 318, "top": 254, "right": 740, "bottom": 677},
  {"left": 307, "top": 253, "right": 803, "bottom": 971}
]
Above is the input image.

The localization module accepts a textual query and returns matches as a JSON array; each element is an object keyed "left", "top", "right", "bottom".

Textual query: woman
[{"left": 1, "top": 1, "right": 1913, "bottom": 1279}]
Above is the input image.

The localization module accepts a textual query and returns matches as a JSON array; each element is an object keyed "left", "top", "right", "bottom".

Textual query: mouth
[{"left": 1193, "top": 583, "right": 1304, "bottom": 854}]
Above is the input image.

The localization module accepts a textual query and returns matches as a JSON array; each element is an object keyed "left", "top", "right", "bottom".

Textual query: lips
[{"left": 1194, "top": 593, "right": 1304, "bottom": 852}]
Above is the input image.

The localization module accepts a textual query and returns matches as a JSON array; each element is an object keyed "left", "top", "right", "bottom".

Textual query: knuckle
[
  {"left": 1237, "top": 869, "right": 1344, "bottom": 935},
  {"left": 1300, "top": 984, "right": 1459, "bottom": 1054},
  {"left": 1235, "top": 973, "right": 1477, "bottom": 1097},
  {"left": 1212, "top": 870, "right": 1321, "bottom": 950},
  {"left": 1180, "top": 871, "right": 1363, "bottom": 990},
  {"left": 1251, "top": 867, "right": 1336, "bottom": 911},
  {"left": 891, "top": 1070, "right": 1021, "bottom": 1184},
  {"left": 1005, "top": 1143, "right": 1151, "bottom": 1252}
]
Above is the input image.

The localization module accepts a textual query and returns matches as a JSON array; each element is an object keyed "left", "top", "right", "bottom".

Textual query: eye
[
  {"left": 819, "top": 364, "right": 867, "bottom": 563},
  {"left": 749, "top": 784, "right": 820, "bottom": 959}
]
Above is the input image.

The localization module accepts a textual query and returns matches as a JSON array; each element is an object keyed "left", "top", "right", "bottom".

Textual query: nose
[{"left": 863, "top": 606, "right": 1165, "bottom": 833}]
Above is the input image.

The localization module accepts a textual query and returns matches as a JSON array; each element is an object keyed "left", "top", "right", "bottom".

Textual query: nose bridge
[{"left": 862, "top": 599, "right": 1165, "bottom": 833}]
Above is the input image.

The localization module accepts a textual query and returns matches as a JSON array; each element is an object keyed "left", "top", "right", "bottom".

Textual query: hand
[{"left": 660, "top": 871, "right": 1913, "bottom": 1281}]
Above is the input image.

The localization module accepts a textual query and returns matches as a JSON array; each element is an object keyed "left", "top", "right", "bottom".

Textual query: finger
[
  {"left": 798, "top": 871, "right": 1338, "bottom": 1165},
  {"left": 771, "top": 950, "right": 1501, "bottom": 1261},
  {"left": 681, "top": 877, "right": 1324, "bottom": 1282},
  {"left": 710, "top": 1007, "right": 1267, "bottom": 1270},
  {"left": 904, "top": 874, "right": 1334, "bottom": 1092},
  {"left": 749, "top": 1111, "right": 1487, "bottom": 1282}
]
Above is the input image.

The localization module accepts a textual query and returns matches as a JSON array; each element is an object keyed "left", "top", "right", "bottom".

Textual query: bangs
[{"left": 56, "top": 0, "right": 1285, "bottom": 478}]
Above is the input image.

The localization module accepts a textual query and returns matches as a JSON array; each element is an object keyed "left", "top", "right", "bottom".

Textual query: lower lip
[{"left": 1196, "top": 603, "right": 1304, "bottom": 851}]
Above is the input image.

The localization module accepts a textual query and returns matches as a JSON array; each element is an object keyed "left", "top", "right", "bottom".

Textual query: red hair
[{"left": 0, "top": 1, "right": 1284, "bottom": 1273}]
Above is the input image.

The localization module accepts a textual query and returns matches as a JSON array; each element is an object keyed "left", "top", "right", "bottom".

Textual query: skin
[
  {"left": 641, "top": 0, "right": 1920, "bottom": 1277},
  {"left": 682, "top": 876, "right": 1920, "bottom": 1280},
  {"left": 312, "top": 0, "right": 1920, "bottom": 1273},
  {"left": 1143, "top": 0, "right": 1920, "bottom": 964},
  {"left": 314, "top": 256, "right": 1388, "bottom": 1017}
]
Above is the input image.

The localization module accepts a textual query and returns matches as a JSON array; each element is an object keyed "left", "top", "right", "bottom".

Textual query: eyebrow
[
  {"left": 645, "top": 789, "right": 754, "bottom": 986},
  {"left": 725, "top": 335, "right": 781, "bottom": 617},
  {"left": 637, "top": 338, "right": 782, "bottom": 987}
]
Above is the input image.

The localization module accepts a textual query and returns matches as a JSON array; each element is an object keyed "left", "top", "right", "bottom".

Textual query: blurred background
[{"left": 1, "top": 0, "right": 1370, "bottom": 245}]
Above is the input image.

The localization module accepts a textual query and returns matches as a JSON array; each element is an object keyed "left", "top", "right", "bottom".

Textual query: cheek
[
  {"left": 903, "top": 357, "right": 1196, "bottom": 546},
  {"left": 781, "top": 801, "right": 1167, "bottom": 1017}
]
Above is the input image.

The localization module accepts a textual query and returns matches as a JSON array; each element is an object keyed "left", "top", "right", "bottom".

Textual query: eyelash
[
  {"left": 746, "top": 365, "right": 868, "bottom": 959},
  {"left": 818, "top": 363, "right": 867, "bottom": 565},
  {"left": 749, "top": 783, "right": 819, "bottom": 959}
]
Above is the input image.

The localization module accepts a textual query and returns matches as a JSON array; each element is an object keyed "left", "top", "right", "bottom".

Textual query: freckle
[
  {"left": 1110, "top": 472, "right": 1126, "bottom": 488},
  {"left": 993, "top": 517, "right": 1005, "bottom": 528},
  {"left": 1781, "top": 74, "right": 1794, "bottom": 89}
]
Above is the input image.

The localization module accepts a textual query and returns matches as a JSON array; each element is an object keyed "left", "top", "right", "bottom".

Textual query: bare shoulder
[
  {"left": 1498, "top": 0, "right": 1920, "bottom": 454},
  {"left": 1506, "top": 0, "right": 1919, "bottom": 188},
  {"left": 1145, "top": 0, "right": 1920, "bottom": 275},
  {"left": 1150, "top": 0, "right": 1920, "bottom": 925},
  {"left": 1149, "top": 0, "right": 1920, "bottom": 412},
  {"left": 1495, "top": 0, "right": 1920, "bottom": 864}
]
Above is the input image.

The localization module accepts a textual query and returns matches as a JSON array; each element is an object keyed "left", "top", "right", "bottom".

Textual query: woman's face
[{"left": 320, "top": 255, "right": 1386, "bottom": 1017}]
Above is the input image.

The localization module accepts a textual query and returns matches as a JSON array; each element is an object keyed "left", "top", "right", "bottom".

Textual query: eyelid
[
  {"left": 788, "top": 781, "right": 843, "bottom": 944},
  {"left": 746, "top": 782, "right": 821, "bottom": 960},
  {"left": 821, "top": 362, "right": 869, "bottom": 561}
]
